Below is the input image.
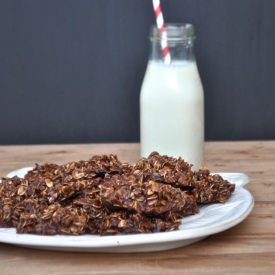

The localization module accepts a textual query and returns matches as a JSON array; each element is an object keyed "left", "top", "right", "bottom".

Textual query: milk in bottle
[{"left": 140, "top": 24, "right": 204, "bottom": 170}]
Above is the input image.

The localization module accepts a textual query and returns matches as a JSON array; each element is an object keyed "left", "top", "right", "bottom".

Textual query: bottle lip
[{"left": 150, "top": 23, "right": 195, "bottom": 41}]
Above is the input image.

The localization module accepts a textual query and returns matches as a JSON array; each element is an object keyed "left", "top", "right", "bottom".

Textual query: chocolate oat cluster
[{"left": 0, "top": 152, "right": 235, "bottom": 235}]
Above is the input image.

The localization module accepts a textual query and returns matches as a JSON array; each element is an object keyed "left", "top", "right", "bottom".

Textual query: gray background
[{"left": 0, "top": 0, "right": 274, "bottom": 144}]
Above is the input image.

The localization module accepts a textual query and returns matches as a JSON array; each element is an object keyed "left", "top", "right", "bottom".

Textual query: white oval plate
[{"left": 0, "top": 169, "right": 254, "bottom": 253}]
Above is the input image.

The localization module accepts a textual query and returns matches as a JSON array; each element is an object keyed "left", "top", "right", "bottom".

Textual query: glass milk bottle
[{"left": 140, "top": 24, "right": 204, "bottom": 170}]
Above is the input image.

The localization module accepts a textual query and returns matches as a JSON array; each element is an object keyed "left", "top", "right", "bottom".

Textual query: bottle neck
[
  {"left": 149, "top": 24, "right": 196, "bottom": 63},
  {"left": 149, "top": 39, "right": 195, "bottom": 63}
]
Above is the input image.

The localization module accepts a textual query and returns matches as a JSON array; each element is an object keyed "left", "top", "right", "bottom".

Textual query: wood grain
[{"left": 0, "top": 141, "right": 275, "bottom": 274}]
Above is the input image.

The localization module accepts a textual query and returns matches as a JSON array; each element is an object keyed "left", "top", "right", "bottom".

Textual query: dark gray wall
[{"left": 0, "top": 0, "right": 274, "bottom": 144}]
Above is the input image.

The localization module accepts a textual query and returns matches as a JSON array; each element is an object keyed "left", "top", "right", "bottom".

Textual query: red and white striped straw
[{"left": 152, "top": 0, "right": 171, "bottom": 64}]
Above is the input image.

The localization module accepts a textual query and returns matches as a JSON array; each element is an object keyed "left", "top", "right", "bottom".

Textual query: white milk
[{"left": 140, "top": 61, "right": 204, "bottom": 169}]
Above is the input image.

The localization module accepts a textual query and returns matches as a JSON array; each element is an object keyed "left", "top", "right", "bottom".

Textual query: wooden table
[{"left": 0, "top": 141, "right": 274, "bottom": 274}]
